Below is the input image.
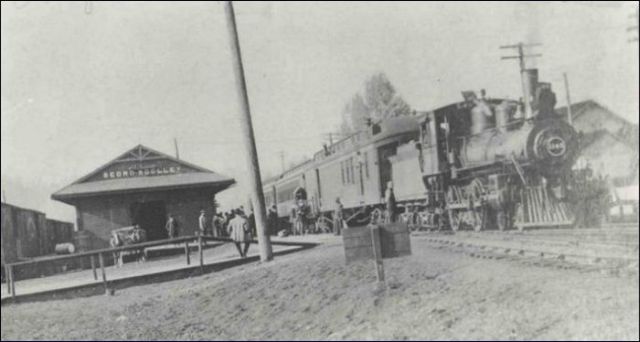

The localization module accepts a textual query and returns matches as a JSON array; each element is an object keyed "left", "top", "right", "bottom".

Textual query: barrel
[
  {"left": 74, "top": 230, "right": 92, "bottom": 252},
  {"left": 54, "top": 243, "right": 76, "bottom": 255}
]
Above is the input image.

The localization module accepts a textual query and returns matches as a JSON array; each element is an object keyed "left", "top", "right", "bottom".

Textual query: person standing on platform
[
  {"left": 212, "top": 213, "right": 224, "bottom": 238},
  {"left": 267, "top": 204, "right": 278, "bottom": 236},
  {"left": 248, "top": 210, "right": 256, "bottom": 238},
  {"left": 165, "top": 214, "right": 179, "bottom": 239},
  {"left": 333, "top": 197, "right": 344, "bottom": 236},
  {"left": 222, "top": 213, "right": 229, "bottom": 237},
  {"left": 198, "top": 210, "right": 208, "bottom": 246},
  {"left": 228, "top": 209, "right": 251, "bottom": 258},
  {"left": 385, "top": 181, "right": 397, "bottom": 223}
]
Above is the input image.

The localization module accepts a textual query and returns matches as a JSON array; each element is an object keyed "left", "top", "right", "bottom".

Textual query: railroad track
[{"left": 415, "top": 228, "right": 639, "bottom": 277}]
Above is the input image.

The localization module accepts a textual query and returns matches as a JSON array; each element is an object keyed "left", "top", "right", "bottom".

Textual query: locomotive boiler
[{"left": 393, "top": 69, "right": 580, "bottom": 231}]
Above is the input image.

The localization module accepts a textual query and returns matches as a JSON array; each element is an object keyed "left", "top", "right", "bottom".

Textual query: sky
[{"left": 1, "top": 1, "right": 638, "bottom": 222}]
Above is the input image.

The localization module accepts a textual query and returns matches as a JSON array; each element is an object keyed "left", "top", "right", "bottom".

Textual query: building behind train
[{"left": 1, "top": 202, "right": 74, "bottom": 280}]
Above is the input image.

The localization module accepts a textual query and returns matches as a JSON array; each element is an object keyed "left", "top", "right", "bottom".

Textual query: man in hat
[
  {"left": 212, "top": 213, "right": 224, "bottom": 238},
  {"left": 228, "top": 208, "right": 251, "bottom": 258},
  {"left": 198, "top": 210, "right": 208, "bottom": 245},
  {"left": 267, "top": 204, "right": 278, "bottom": 236},
  {"left": 333, "top": 197, "right": 344, "bottom": 236},
  {"left": 385, "top": 181, "right": 397, "bottom": 223},
  {"left": 165, "top": 213, "right": 179, "bottom": 239}
]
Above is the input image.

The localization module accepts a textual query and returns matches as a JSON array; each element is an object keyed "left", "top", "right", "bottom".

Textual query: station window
[
  {"left": 344, "top": 160, "right": 348, "bottom": 184},
  {"left": 349, "top": 157, "right": 355, "bottom": 184},
  {"left": 345, "top": 160, "right": 349, "bottom": 184},
  {"left": 364, "top": 152, "right": 369, "bottom": 179}
]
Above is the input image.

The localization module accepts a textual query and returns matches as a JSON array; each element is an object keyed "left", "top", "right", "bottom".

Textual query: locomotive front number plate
[{"left": 343, "top": 223, "right": 412, "bottom": 264}]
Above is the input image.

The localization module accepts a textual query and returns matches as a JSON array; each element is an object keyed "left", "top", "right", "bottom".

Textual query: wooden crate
[{"left": 343, "top": 223, "right": 411, "bottom": 263}]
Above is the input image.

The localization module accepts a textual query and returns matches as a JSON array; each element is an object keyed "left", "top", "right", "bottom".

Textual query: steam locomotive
[{"left": 263, "top": 68, "right": 580, "bottom": 231}]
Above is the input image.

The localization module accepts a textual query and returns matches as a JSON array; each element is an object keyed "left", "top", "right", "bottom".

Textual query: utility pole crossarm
[
  {"left": 501, "top": 54, "right": 543, "bottom": 60},
  {"left": 499, "top": 43, "right": 541, "bottom": 49},
  {"left": 499, "top": 42, "right": 543, "bottom": 119}
]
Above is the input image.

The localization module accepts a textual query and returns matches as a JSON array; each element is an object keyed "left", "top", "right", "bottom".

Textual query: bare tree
[
  {"left": 341, "top": 93, "right": 369, "bottom": 134},
  {"left": 340, "top": 73, "right": 412, "bottom": 134}
]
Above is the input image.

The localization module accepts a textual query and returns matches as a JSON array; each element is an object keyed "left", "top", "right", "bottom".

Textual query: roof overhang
[
  {"left": 52, "top": 173, "right": 235, "bottom": 205},
  {"left": 51, "top": 145, "right": 236, "bottom": 206}
]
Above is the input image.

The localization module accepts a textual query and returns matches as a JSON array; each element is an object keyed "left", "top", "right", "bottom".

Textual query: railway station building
[
  {"left": 52, "top": 145, "right": 235, "bottom": 251},
  {"left": 558, "top": 100, "right": 639, "bottom": 185}
]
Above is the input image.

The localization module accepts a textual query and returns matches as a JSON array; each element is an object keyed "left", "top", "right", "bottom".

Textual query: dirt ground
[{"left": 2, "top": 234, "right": 638, "bottom": 340}]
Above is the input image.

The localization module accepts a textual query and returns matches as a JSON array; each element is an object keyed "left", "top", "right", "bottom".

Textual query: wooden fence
[{"left": 3, "top": 234, "right": 252, "bottom": 298}]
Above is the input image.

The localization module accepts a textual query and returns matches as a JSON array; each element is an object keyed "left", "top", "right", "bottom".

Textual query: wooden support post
[
  {"left": 98, "top": 253, "right": 108, "bottom": 295},
  {"left": 4, "top": 264, "right": 11, "bottom": 294},
  {"left": 5, "top": 265, "right": 15, "bottom": 297},
  {"left": 526, "top": 190, "right": 532, "bottom": 223},
  {"left": 198, "top": 235, "right": 204, "bottom": 273},
  {"left": 185, "top": 241, "right": 191, "bottom": 265},
  {"left": 370, "top": 226, "right": 385, "bottom": 288},
  {"left": 9, "top": 265, "right": 15, "bottom": 298},
  {"left": 90, "top": 255, "right": 98, "bottom": 280}
]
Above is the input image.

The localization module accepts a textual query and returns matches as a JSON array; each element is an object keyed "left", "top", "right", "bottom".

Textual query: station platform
[{"left": 1, "top": 237, "right": 318, "bottom": 305}]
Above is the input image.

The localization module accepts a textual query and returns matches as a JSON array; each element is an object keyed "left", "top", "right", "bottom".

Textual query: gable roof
[
  {"left": 556, "top": 100, "right": 633, "bottom": 127},
  {"left": 68, "top": 144, "right": 215, "bottom": 185},
  {"left": 557, "top": 100, "right": 639, "bottom": 150},
  {"left": 52, "top": 145, "right": 235, "bottom": 204}
]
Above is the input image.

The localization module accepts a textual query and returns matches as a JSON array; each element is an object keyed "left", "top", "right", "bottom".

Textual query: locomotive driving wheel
[{"left": 468, "top": 178, "right": 486, "bottom": 232}]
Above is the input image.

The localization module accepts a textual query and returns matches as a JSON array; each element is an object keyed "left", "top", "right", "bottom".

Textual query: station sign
[{"left": 102, "top": 165, "right": 183, "bottom": 179}]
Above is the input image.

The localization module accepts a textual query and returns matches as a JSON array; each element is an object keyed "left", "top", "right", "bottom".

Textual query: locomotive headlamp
[
  {"left": 533, "top": 126, "right": 572, "bottom": 162},
  {"left": 546, "top": 137, "right": 567, "bottom": 157}
]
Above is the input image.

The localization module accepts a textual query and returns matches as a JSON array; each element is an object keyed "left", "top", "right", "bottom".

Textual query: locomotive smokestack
[{"left": 522, "top": 68, "right": 538, "bottom": 119}]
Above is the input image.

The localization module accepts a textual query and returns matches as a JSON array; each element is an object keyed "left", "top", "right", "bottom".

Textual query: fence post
[
  {"left": 90, "top": 255, "right": 98, "bottom": 280},
  {"left": 9, "top": 265, "right": 16, "bottom": 298},
  {"left": 4, "top": 264, "right": 11, "bottom": 295},
  {"left": 370, "top": 225, "right": 386, "bottom": 288},
  {"left": 98, "top": 253, "right": 109, "bottom": 295},
  {"left": 185, "top": 241, "right": 191, "bottom": 265},
  {"left": 198, "top": 235, "right": 204, "bottom": 273}
]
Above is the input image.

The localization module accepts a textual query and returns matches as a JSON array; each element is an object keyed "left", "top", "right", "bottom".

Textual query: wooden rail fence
[{"left": 3, "top": 234, "right": 289, "bottom": 298}]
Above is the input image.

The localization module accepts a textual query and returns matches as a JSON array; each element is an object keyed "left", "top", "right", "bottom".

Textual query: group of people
[
  {"left": 157, "top": 182, "right": 398, "bottom": 256},
  {"left": 164, "top": 208, "right": 255, "bottom": 258},
  {"left": 109, "top": 224, "right": 147, "bottom": 267},
  {"left": 568, "top": 166, "right": 613, "bottom": 228}
]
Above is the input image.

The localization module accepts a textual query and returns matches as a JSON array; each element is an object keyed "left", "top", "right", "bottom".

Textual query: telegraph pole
[
  {"left": 500, "top": 42, "right": 542, "bottom": 118},
  {"left": 279, "top": 151, "right": 285, "bottom": 173},
  {"left": 173, "top": 138, "right": 180, "bottom": 160},
  {"left": 322, "top": 132, "right": 349, "bottom": 145},
  {"left": 223, "top": 1, "right": 272, "bottom": 261},
  {"left": 629, "top": 7, "right": 639, "bottom": 43},
  {"left": 563, "top": 73, "right": 573, "bottom": 125}
]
